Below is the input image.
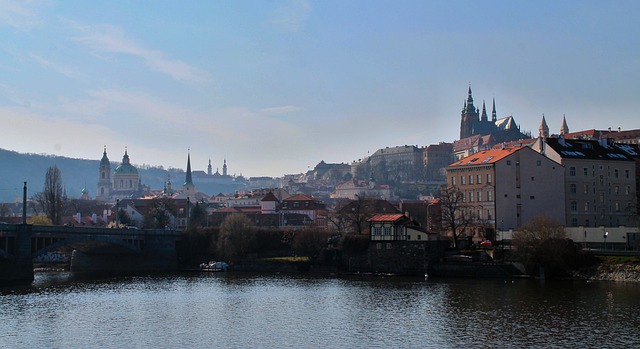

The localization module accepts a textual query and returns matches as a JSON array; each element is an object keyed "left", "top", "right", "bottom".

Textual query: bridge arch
[{"left": 33, "top": 235, "right": 143, "bottom": 258}]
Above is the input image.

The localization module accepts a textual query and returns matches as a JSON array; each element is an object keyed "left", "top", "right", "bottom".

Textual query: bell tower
[
  {"left": 460, "top": 84, "right": 479, "bottom": 139},
  {"left": 97, "top": 145, "right": 112, "bottom": 201}
]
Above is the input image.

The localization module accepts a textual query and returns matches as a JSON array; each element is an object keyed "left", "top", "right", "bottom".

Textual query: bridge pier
[{"left": 0, "top": 225, "right": 34, "bottom": 286}]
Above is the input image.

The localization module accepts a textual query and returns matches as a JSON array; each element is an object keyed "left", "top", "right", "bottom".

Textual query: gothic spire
[
  {"left": 184, "top": 150, "right": 194, "bottom": 187},
  {"left": 539, "top": 114, "right": 549, "bottom": 138},
  {"left": 481, "top": 100, "right": 488, "bottom": 121},
  {"left": 560, "top": 115, "right": 569, "bottom": 135},
  {"left": 491, "top": 98, "right": 497, "bottom": 122}
]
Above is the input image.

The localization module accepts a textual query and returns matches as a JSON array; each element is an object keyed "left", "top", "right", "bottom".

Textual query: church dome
[{"left": 114, "top": 149, "right": 138, "bottom": 174}]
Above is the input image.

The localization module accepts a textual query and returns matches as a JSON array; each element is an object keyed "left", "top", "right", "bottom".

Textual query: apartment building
[
  {"left": 532, "top": 137, "right": 637, "bottom": 228},
  {"left": 446, "top": 146, "right": 565, "bottom": 241}
]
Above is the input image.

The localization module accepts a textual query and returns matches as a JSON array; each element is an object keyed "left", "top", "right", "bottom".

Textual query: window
[
  {"left": 569, "top": 167, "right": 576, "bottom": 176},
  {"left": 101, "top": 172, "right": 105, "bottom": 179},
  {"left": 625, "top": 170, "right": 630, "bottom": 179},
  {"left": 487, "top": 191, "right": 492, "bottom": 201},
  {"left": 614, "top": 169, "right": 619, "bottom": 178},
  {"left": 570, "top": 184, "right": 577, "bottom": 194},
  {"left": 615, "top": 186, "right": 619, "bottom": 194},
  {"left": 531, "top": 176, "right": 535, "bottom": 181},
  {"left": 469, "top": 175, "right": 473, "bottom": 184},
  {"left": 373, "top": 227, "right": 381, "bottom": 236},
  {"left": 615, "top": 202, "right": 620, "bottom": 212},
  {"left": 584, "top": 184, "right": 589, "bottom": 194},
  {"left": 584, "top": 201, "right": 589, "bottom": 211},
  {"left": 383, "top": 227, "right": 392, "bottom": 235},
  {"left": 530, "top": 196, "right": 535, "bottom": 199},
  {"left": 583, "top": 168, "right": 588, "bottom": 176},
  {"left": 477, "top": 174, "right": 482, "bottom": 184},
  {"left": 417, "top": 235, "right": 421, "bottom": 240},
  {"left": 570, "top": 201, "right": 577, "bottom": 211},
  {"left": 487, "top": 174, "right": 492, "bottom": 183},
  {"left": 477, "top": 191, "right": 482, "bottom": 202},
  {"left": 451, "top": 176, "right": 456, "bottom": 185},
  {"left": 507, "top": 160, "right": 512, "bottom": 166},
  {"left": 571, "top": 218, "right": 578, "bottom": 227},
  {"left": 469, "top": 192, "right": 474, "bottom": 202},
  {"left": 599, "top": 175, "right": 604, "bottom": 185},
  {"left": 626, "top": 186, "right": 631, "bottom": 195},
  {"left": 461, "top": 176, "right": 465, "bottom": 185}
]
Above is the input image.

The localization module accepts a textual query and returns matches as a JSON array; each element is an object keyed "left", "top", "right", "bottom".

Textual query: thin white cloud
[
  {"left": 0, "top": 0, "right": 44, "bottom": 29},
  {"left": 30, "top": 53, "right": 86, "bottom": 80},
  {"left": 67, "top": 20, "right": 212, "bottom": 85},
  {"left": 270, "top": 0, "right": 311, "bottom": 33},
  {"left": 260, "top": 105, "right": 302, "bottom": 114}
]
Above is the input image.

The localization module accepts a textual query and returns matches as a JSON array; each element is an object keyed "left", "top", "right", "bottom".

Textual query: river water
[{"left": 1, "top": 272, "right": 638, "bottom": 348}]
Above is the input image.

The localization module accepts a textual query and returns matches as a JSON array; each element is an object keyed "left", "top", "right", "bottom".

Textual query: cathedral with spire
[{"left": 459, "top": 84, "right": 529, "bottom": 141}]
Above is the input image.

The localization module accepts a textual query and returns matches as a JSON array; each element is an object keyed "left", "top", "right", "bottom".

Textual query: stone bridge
[{"left": 0, "top": 224, "right": 183, "bottom": 285}]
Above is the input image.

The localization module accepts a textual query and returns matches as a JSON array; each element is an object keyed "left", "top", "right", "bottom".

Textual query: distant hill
[
  {"left": 0, "top": 148, "right": 182, "bottom": 202},
  {"left": 0, "top": 148, "right": 250, "bottom": 202}
]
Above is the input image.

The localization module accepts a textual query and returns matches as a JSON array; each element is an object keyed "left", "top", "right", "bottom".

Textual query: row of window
[
  {"left": 451, "top": 173, "right": 492, "bottom": 186},
  {"left": 569, "top": 183, "right": 632, "bottom": 195},
  {"left": 461, "top": 190, "right": 493, "bottom": 203},
  {"left": 569, "top": 166, "right": 631, "bottom": 179},
  {"left": 570, "top": 201, "right": 629, "bottom": 212}
]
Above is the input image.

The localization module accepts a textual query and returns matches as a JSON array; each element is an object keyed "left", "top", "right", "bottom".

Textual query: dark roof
[{"left": 545, "top": 138, "right": 635, "bottom": 161}]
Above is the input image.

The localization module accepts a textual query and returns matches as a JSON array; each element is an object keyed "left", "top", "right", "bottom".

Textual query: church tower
[
  {"left": 222, "top": 158, "right": 228, "bottom": 176},
  {"left": 97, "top": 146, "right": 112, "bottom": 201},
  {"left": 560, "top": 115, "right": 569, "bottom": 135},
  {"left": 460, "top": 84, "right": 479, "bottom": 139},
  {"left": 183, "top": 151, "right": 196, "bottom": 196},
  {"left": 539, "top": 115, "right": 550, "bottom": 138},
  {"left": 207, "top": 158, "right": 212, "bottom": 176}
]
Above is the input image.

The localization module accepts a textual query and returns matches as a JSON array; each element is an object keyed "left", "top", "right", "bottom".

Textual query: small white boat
[{"left": 199, "top": 261, "right": 229, "bottom": 272}]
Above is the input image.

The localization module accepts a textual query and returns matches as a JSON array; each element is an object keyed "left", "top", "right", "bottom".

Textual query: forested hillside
[{"left": 0, "top": 148, "right": 178, "bottom": 202}]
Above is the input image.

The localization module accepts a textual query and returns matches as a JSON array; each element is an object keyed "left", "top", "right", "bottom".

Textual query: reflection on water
[{"left": 1, "top": 272, "right": 639, "bottom": 348}]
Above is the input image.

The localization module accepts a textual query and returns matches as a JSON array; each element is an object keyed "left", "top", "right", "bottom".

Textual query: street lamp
[{"left": 603, "top": 231, "right": 608, "bottom": 250}]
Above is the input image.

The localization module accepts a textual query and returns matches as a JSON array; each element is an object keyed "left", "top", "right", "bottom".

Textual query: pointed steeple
[
  {"left": 207, "top": 157, "right": 212, "bottom": 176},
  {"left": 539, "top": 114, "right": 549, "bottom": 138},
  {"left": 184, "top": 150, "right": 194, "bottom": 187},
  {"left": 481, "top": 100, "right": 488, "bottom": 121},
  {"left": 491, "top": 98, "right": 497, "bottom": 122},
  {"left": 560, "top": 115, "right": 569, "bottom": 135}
]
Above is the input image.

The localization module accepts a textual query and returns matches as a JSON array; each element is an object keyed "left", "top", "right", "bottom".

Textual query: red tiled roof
[{"left": 448, "top": 147, "right": 524, "bottom": 167}]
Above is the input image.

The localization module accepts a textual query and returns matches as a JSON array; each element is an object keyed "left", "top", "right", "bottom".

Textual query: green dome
[
  {"left": 114, "top": 163, "right": 138, "bottom": 174},
  {"left": 114, "top": 149, "right": 138, "bottom": 174}
]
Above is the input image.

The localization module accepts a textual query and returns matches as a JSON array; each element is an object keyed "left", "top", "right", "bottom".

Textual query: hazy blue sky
[{"left": 1, "top": 1, "right": 638, "bottom": 177}]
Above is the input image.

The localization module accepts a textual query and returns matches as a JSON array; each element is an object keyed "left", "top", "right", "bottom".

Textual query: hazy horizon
[{"left": 1, "top": 1, "right": 638, "bottom": 177}]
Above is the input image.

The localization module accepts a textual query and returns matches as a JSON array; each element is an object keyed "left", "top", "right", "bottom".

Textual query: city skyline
[{"left": 1, "top": 1, "right": 638, "bottom": 177}]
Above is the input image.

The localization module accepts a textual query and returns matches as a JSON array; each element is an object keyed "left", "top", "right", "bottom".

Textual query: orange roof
[
  {"left": 368, "top": 213, "right": 406, "bottom": 222},
  {"left": 448, "top": 147, "right": 524, "bottom": 167}
]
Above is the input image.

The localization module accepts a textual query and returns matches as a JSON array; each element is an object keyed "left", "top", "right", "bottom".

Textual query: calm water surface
[{"left": 1, "top": 272, "right": 639, "bottom": 348}]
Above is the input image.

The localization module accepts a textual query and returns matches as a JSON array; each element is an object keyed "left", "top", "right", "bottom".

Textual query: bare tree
[
  {"left": 439, "top": 184, "right": 474, "bottom": 249},
  {"left": 143, "top": 197, "right": 176, "bottom": 229},
  {"left": 513, "top": 214, "right": 574, "bottom": 278},
  {"left": 34, "top": 166, "right": 64, "bottom": 225}
]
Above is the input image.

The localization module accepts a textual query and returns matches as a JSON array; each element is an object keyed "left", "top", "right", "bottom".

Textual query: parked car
[{"left": 480, "top": 240, "right": 493, "bottom": 247}]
